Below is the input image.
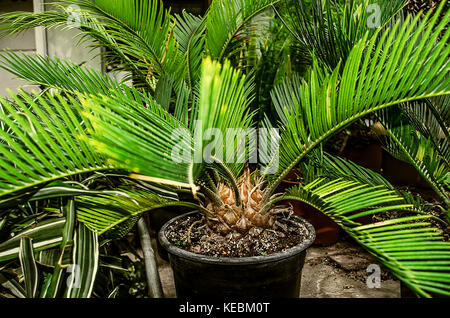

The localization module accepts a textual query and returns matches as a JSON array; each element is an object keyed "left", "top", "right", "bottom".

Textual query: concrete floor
[{"left": 154, "top": 237, "right": 401, "bottom": 298}]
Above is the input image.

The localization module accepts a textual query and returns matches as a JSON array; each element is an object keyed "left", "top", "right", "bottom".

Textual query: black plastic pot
[{"left": 158, "top": 211, "right": 316, "bottom": 298}]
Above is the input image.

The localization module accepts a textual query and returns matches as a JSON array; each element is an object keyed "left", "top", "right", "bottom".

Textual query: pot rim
[{"left": 158, "top": 211, "right": 316, "bottom": 265}]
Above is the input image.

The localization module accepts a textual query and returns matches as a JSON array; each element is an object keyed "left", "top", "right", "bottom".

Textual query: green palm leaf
[
  {"left": 284, "top": 0, "right": 406, "bottom": 70},
  {"left": 85, "top": 57, "right": 255, "bottom": 187},
  {"left": 88, "top": 0, "right": 180, "bottom": 78},
  {"left": 76, "top": 189, "right": 210, "bottom": 235},
  {"left": 400, "top": 97, "right": 450, "bottom": 166},
  {"left": 0, "top": 91, "right": 111, "bottom": 207},
  {"left": 76, "top": 189, "right": 168, "bottom": 235},
  {"left": 267, "top": 178, "right": 450, "bottom": 297},
  {"left": 377, "top": 108, "right": 449, "bottom": 210},
  {"left": 206, "top": 0, "right": 280, "bottom": 61},
  {"left": 264, "top": 6, "right": 450, "bottom": 201},
  {"left": 196, "top": 57, "right": 255, "bottom": 177},
  {"left": 308, "top": 152, "right": 447, "bottom": 224},
  {"left": 0, "top": 51, "right": 124, "bottom": 95},
  {"left": 82, "top": 86, "right": 195, "bottom": 188},
  {"left": 0, "top": 0, "right": 180, "bottom": 88},
  {"left": 174, "top": 11, "right": 206, "bottom": 93}
]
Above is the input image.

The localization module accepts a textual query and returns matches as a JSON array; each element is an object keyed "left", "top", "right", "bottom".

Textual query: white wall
[
  {"left": 45, "top": 0, "right": 102, "bottom": 72},
  {"left": 0, "top": 0, "right": 103, "bottom": 96},
  {"left": 0, "top": 0, "right": 38, "bottom": 96}
]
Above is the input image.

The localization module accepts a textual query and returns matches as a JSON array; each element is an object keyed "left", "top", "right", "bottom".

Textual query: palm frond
[
  {"left": 76, "top": 189, "right": 160, "bottom": 237},
  {"left": 206, "top": 0, "right": 280, "bottom": 61},
  {"left": 0, "top": 51, "right": 124, "bottom": 95},
  {"left": 84, "top": 57, "right": 254, "bottom": 197},
  {"left": 400, "top": 97, "right": 450, "bottom": 165},
  {"left": 0, "top": 91, "right": 111, "bottom": 208},
  {"left": 263, "top": 5, "right": 450, "bottom": 201},
  {"left": 0, "top": 0, "right": 181, "bottom": 88},
  {"left": 308, "top": 152, "right": 447, "bottom": 224},
  {"left": 284, "top": 0, "right": 407, "bottom": 69},
  {"left": 377, "top": 108, "right": 449, "bottom": 209},
  {"left": 196, "top": 57, "right": 255, "bottom": 177},
  {"left": 76, "top": 189, "right": 208, "bottom": 235},
  {"left": 318, "top": 153, "right": 394, "bottom": 189},
  {"left": 270, "top": 178, "right": 450, "bottom": 297},
  {"left": 0, "top": 2, "right": 141, "bottom": 81},
  {"left": 428, "top": 94, "right": 450, "bottom": 123},
  {"left": 174, "top": 11, "right": 206, "bottom": 93},
  {"left": 87, "top": 0, "right": 180, "bottom": 77},
  {"left": 81, "top": 87, "right": 194, "bottom": 188}
]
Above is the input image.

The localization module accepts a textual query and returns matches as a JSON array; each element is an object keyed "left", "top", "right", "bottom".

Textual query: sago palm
[
  {"left": 0, "top": 0, "right": 448, "bottom": 298},
  {"left": 283, "top": 0, "right": 450, "bottom": 216}
]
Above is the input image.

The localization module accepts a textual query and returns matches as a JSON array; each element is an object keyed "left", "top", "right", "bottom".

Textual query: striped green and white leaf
[
  {"left": 40, "top": 267, "right": 65, "bottom": 298},
  {"left": 0, "top": 273, "right": 26, "bottom": 298},
  {"left": 40, "top": 198, "right": 77, "bottom": 298},
  {"left": 0, "top": 218, "right": 65, "bottom": 262},
  {"left": 29, "top": 181, "right": 130, "bottom": 202},
  {"left": 18, "top": 237, "right": 40, "bottom": 298},
  {"left": 266, "top": 178, "right": 411, "bottom": 223},
  {"left": 65, "top": 223, "right": 99, "bottom": 298},
  {"left": 37, "top": 246, "right": 72, "bottom": 268},
  {"left": 38, "top": 197, "right": 76, "bottom": 268}
]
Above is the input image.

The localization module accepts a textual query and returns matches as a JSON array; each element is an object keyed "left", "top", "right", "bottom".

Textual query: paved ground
[{"left": 154, "top": 236, "right": 401, "bottom": 298}]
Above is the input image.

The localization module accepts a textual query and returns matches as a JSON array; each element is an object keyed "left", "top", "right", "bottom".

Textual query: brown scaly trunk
[{"left": 204, "top": 166, "right": 287, "bottom": 238}]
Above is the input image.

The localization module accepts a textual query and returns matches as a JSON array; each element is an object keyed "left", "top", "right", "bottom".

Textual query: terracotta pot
[
  {"left": 340, "top": 139, "right": 383, "bottom": 173},
  {"left": 278, "top": 171, "right": 340, "bottom": 246},
  {"left": 381, "top": 150, "right": 430, "bottom": 188},
  {"left": 280, "top": 197, "right": 340, "bottom": 246}
]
